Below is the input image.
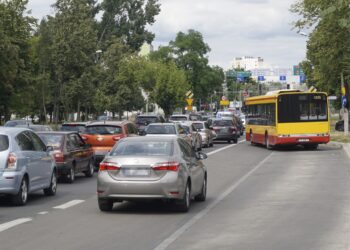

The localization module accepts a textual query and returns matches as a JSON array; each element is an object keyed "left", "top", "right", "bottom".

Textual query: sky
[{"left": 27, "top": 0, "right": 307, "bottom": 69}]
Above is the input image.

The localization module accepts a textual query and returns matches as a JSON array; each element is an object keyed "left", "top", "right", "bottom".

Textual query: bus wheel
[{"left": 265, "top": 134, "right": 272, "bottom": 150}]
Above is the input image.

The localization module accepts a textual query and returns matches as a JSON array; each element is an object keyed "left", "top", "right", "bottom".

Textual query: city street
[{"left": 0, "top": 140, "right": 349, "bottom": 250}]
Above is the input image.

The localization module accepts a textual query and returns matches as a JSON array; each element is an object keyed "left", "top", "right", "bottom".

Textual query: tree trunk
[{"left": 77, "top": 99, "right": 81, "bottom": 122}]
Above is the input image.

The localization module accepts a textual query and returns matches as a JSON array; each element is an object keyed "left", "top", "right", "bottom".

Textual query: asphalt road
[{"left": 1, "top": 139, "right": 350, "bottom": 250}]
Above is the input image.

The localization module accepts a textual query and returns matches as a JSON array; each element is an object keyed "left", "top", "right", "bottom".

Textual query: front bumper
[{"left": 97, "top": 171, "right": 185, "bottom": 201}]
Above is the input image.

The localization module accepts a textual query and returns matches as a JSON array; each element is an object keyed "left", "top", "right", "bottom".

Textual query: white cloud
[{"left": 27, "top": 0, "right": 307, "bottom": 69}]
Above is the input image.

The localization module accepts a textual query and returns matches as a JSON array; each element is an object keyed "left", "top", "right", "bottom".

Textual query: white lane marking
[
  {"left": 37, "top": 211, "right": 49, "bottom": 215},
  {"left": 154, "top": 152, "right": 273, "bottom": 250},
  {"left": 207, "top": 140, "right": 246, "bottom": 156},
  {"left": 53, "top": 200, "right": 85, "bottom": 210},
  {"left": 0, "top": 218, "right": 32, "bottom": 233}
]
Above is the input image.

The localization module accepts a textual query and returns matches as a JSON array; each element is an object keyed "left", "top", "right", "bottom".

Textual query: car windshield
[
  {"left": 213, "top": 120, "right": 233, "bottom": 126},
  {"left": 170, "top": 116, "right": 187, "bottom": 121},
  {"left": 61, "top": 125, "right": 86, "bottom": 133},
  {"left": 192, "top": 123, "right": 204, "bottom": 130},
  {"left": 189, "top": 115, "right": 201, "bottom": 121},
  {"left": 146, "top": 125, "right": 176, "bottom": 134},
  {"left": 110, "top": 140, "right": 174, "bottom": 156},
  {"left": 85, "top": 125, "right": 122, "bottom": 135},
  {"left": 38, "top": 134, "right": 63, "bottom": 150},
  {"left": 0, "top": 135, "right": 9, "bottom": 151},
  {"left": 136, "top": 117, "right": 158, "bottom": 124}
]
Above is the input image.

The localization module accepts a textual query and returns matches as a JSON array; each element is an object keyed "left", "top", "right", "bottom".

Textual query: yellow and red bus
[{"left": 244, "top": 90, "right": 330, "bottom": 149}]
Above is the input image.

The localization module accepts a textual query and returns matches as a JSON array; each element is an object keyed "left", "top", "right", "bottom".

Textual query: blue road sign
[
  {"left": 280, "top": 76, "right": 286, "bottom": 81},
  {"left": 342, "top": 96, "right": 347, "bottom": 108},
  {"left": 258, "top": 76, "right": 265, "bottom": 81},
  {"left": 300, "top": 74, "right": 306, "bottom": 83}
]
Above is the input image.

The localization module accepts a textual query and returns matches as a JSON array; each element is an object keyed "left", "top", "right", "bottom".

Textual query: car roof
[
  {"left": 62, "top": 122, "right": 89, "bottom": 125},
  {"left": 147, "top": 123, "right": 176, "bottom": 126},
  {"left": 37, "top": 131, "right": 76, "bottom": 135},
  {"left": 121, "top": 135, "right": 178, "bottom": 142},
  {"left": 86, "top": 121, "right": 129, "bottom": 126},
  {"left": 0, "top": 127, "right": 31, "bottom": 136}
]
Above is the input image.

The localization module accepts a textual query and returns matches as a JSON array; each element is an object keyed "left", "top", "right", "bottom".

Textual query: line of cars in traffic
[{"left": 0, "top": 111, "right": 244, "bottom": 212}]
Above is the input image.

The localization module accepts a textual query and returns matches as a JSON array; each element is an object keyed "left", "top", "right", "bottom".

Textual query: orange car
[{"left": 81, "top": 121, "right": 138, "bottom": 169}]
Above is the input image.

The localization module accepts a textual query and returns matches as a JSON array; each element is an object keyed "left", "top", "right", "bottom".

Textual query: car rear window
[
  {"left": 61, "top": 125, "right": 86, "bottom": 133},
  {"left": 192, "top": 123, "right": 204, "bottom": 130},
  {"left": 110, "top": 141, "right": 174, "bottom": 156},
  {"left": 0, "top": 135, "right": 9, "bottom": 151},
  {"left": 136, "top": 117, "right": 158, "bottom": 124},
  {"left": 213, "top": 120, "right": 233, "bottom": 126},
  {"left": 146, "top": 125, "right": 176, "bottom": 134},
  {"left": 170, "top": 116, "right": 188, "bottom": 121},
  {"left": 85, "top": 125, "right": 122, "bottom": 135},
  {"left": 38, "top": 134, "right": 64, "bottom": 150}
]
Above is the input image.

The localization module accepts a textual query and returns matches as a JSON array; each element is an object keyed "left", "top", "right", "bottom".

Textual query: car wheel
[
  {"left": 12, "top": 177, "right": 28, "bottom": 206},
  {"left": 44, "top": 172, "right": 57, "bottom": 196},
  {"left": 195, "top": 177, "right": 207, "bottom": 202},
  {"left": 84, "top": 160, "right": 94, "bottom": 178},
  {"left": 210, "top": 140, "right": 214, "bottom": 147},
  {"left": 177, "top": 182, "right": 191, "bottom": 212},
  {"left": 98, "top": 198, "right": 113, "bottom": 212},
  {"left": 67, "top": 167, "right": 75, "bottom": 184},
  {"left": 233, "top": 138, "right": 238, "bottom": 144}
]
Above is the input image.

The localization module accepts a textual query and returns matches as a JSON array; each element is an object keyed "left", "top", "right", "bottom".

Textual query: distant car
[
  {"left": 211, "top": 118, "right": 239, "bottom": 144},
  {"left": 37, "top": 132, "right": 95, "bottom": 183},
  {"left": 60, "top": 122, "right": 89, "bottom": 133},
  {"left": 16, "top": 124, "right": 53, "bottom": 132},
  {"left": 180, "top": 122, "right": 203, "bottom": 151},
  {"left": 4, "top": 120, "right": 32, "bottom": 127},
  {"left": 97, "top": 136, "right": 208, "bottom": 212},
  {"left": 335, "top": 119, "right": 350, "bottom": 131},
  {"left": 0, "top": 127, "right": 57, "bottom": 205},
  {"left": 135, "top": 114, "right": 165, "bottom": 134},
  {"left": 144, "top": 122, "right": 193, "bottom": 145},
  {"left": 169, "top": 115, "right": 189, "bottom": 122},
  {"left": 192, "top": 121, "right": 216, "bottom": 147},
  {"left": 81, "top": 121, "right": 138, "bottom": 168}
]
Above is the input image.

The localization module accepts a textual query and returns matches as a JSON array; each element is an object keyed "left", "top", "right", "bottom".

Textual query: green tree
[
  {"left": 0, "top": 0, "right": 34, "bottom": 123},
  {"left": 99, "top": 0, "right": 160, "bottom": 51}
]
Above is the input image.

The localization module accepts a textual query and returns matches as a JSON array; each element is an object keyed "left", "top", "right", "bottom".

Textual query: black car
[
  {"left": 211, "top": 118, "right": 238, "bottom": 144},
  {"left": 335, "top": 119, "right": 349, "bottom": 131},
  {"left": 135, "top": 114, "right": 165, "bottom": 134},
  {"left": 60, "top": 122, "right": 89, "bottom": 133}
]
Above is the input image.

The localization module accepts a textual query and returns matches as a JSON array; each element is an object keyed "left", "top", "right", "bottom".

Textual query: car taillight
[
  {"left": 53, "top": 150, "right": 65, "bottom": 163},
  {"left": 112, "top": 135, "right": 122, "bottom": 141},
  {"left": 99, "top": 162, "right": 120, "bottom": 171},
  {"left": 6, "top": 153, "right": 17, "bottom": 169},
  {"left": 230, "top": 126, "right": 237, "bottom": 132},
  {"left": 153, "top": 162, "right": 180, "bottom": 171}
]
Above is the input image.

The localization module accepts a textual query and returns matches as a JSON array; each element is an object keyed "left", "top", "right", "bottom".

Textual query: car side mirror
[
  {"left": 196, "top": 152, "right": 208, "bottom": 160},
  {"left": 46, "top": 146, "right": 54, "bottom": 152}
]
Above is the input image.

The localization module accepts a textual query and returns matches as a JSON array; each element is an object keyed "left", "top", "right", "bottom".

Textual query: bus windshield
[{"left": 278, "top": 93, "right": 328, "bottom": 123}]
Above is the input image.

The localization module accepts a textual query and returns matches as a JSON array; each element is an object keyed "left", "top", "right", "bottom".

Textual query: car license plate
[
  {"left": 298, "top": 138, "right": 310, "bottom": 142},
  {"left": 123, "top": 169, "right": 150, "bottom": 176},
  {"left": 220, "top": 128, "right": 228, "bottom": 133}
]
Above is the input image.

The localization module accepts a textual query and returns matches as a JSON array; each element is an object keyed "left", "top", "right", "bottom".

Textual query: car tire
[
  {"left": 233, "top": 138, "right": 238, "bottom": 144},
  {"left": 12, "top": 177, "right": 28, "bottom": 206},
  {"left": 98, "top": 198, "right": 113, "bottom": 212},
  {"left": 84, "top": 160, "right": 94, "bottom": 178},
  {"left": 44, "top": 172, "right": 57, "bottom": 196},
  {"left": 177, "top": 182, "right": 191, "bottom": 212},
  {"left": 195, "top": 177, "right": 207, "bottom": 202},
  {"left": 67, "top": 167, "right": 75, "bottom": 184}
]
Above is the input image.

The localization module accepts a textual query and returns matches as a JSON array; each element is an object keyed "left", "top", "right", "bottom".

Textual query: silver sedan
[
  {"left": 192, "top": 121, "right": 216, "bottom": 148},
  {"left": 97, "top": 136, "right": 208, "bottom": 212}
]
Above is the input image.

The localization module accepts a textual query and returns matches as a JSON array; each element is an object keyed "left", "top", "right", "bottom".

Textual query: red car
[{"left": 38, "top": 131, "right": 95, "bottom": 183}]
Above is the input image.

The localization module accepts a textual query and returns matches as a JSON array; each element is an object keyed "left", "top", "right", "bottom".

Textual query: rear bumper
[
  {"left": 214, "top": 134, "right": 237, "bottom": 141},
  {"left": 274, "top": 135, "right": 330, "bottom": 145},
  {"left": 97, "top": 171, "right": 185, "bottom": 201},
  {"left": 0, "top": 171, "right": 23, "bottom": 195}
]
